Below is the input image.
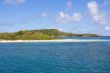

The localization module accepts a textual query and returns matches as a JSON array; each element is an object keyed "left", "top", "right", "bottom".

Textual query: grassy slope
[{"left": 0, "top": 29, "right": 99, "bottom": 40}]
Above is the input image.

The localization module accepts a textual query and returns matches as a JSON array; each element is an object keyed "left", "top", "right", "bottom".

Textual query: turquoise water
[
  {"left": 0, "top": 41, "right": 110, "bottom": 73},
  {"left": 57, "top": 36, "right": 110, "bottom": 40}
]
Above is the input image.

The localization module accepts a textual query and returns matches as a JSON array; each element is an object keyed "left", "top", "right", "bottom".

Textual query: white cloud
[
  {"left": 71, "top": 13, "right": 82, "bottom": 22},
  {"left": 40, "top": 13, "right": 48, "bottom": 18},
  {"left": 105, "top": 26, "right": 110, "bottom": 30},
  {"left": 33, "top": 12, "right": 48, "bottom": 18},
  {"left": 56, "top": 11, "right": 82, "bottom": 23},
  {"left": 87, "top": 1, "right": 107, "bottom": 24},
  {"left": 28, "top": 12, "right": 49, "bottom": 19},
  {"left": 4, "top": 0, "right": 26, "bottom": 5},
  {"left": 67, "top": 0, "right": 73, "bottom": 10},
  {"left": 56, "top": 12, "right": 69, "bottom": 23}
]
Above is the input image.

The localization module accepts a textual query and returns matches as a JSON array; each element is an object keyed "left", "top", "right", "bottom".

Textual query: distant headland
[{"left": 0, "top": 29, "right": 100, "bottom": 40}]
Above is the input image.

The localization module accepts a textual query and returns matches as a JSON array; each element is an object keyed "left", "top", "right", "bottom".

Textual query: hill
[{"left": 0, "top": 29, "right": 99, "bottom": 40}]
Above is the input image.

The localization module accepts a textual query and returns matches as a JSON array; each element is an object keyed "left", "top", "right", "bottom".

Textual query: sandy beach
[{"left": 0, "top": 39, "right": 109, "bottom": 43}]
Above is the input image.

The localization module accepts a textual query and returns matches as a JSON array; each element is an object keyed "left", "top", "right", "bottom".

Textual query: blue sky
[{"left": 0, "top": 0, "right": 110, "bottom": 36}]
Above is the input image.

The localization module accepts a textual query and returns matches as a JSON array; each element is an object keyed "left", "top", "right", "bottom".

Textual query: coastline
[{"left": 0, "top": 39, "right": 109, "bottom": 43}]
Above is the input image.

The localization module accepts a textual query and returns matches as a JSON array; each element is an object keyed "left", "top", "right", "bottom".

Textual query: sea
[{"left": 0, "top": 37, "right": 110, "bottom": 73}]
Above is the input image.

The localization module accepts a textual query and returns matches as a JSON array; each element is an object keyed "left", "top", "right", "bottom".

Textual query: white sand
[{"left": 0, "top": 39, "right": 109, "bottom": 43}]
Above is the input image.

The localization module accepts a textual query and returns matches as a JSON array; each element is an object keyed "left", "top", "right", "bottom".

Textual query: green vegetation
[{"left": 0, "top": 29, "right": 99, "bottom": 40}]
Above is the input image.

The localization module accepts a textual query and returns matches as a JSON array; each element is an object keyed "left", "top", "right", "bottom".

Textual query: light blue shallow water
[
  {"left": 0, "top": 41, "right": 110, "bottom": 73},
  {"left": 57, "top": 36, "right": 110, "bottom": 40}
]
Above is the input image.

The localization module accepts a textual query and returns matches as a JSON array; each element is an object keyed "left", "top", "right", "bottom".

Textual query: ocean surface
[{"left": 0, "top": 37, "right": 110, "bottom": 73}]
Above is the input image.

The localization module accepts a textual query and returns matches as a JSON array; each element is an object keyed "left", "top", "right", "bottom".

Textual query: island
[{"left": 0, "top": 29, "right": 99, "bottom": 40}]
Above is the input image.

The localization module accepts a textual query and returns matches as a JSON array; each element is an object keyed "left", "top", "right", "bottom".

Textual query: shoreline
[{"left": 0, "top": 39, "right": 110, "bottom": 43}]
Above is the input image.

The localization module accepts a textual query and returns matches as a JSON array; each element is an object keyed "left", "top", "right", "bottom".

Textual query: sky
[{"left": 0, "top": 0, "right": 110, "bottom": 36}]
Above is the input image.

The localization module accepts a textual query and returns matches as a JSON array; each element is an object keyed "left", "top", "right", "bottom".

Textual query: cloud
[
  {"left": 87, "top": 1, "right": 107, "bottom": 24},
  {"left": 105, "top": 26, "right": 110, "bottom": 30},
  {"left": 71, "top": 13, "right": 82, "bottom": 22},
  {"left": 29, "top": 12, "right": 49, "bottom": 19},
  {"left": 56, "top": 11, "right": 82, "bottom": 23},
  {"left": 4, "top": 0, "right": 26, "bottom": 5},
  {"left": 67, "top": 0, "right": 73, "bottom": 10},
  {"left": 38, "top": 12, "right": 48, "bottom": 18},
  {"left": 56, "top": 12, "right": 69, "bottom": 23}
]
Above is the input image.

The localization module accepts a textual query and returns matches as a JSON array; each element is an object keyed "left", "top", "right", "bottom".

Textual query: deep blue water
[{"left": 0, "top": 41, "right": 110, "bottom": 73}]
